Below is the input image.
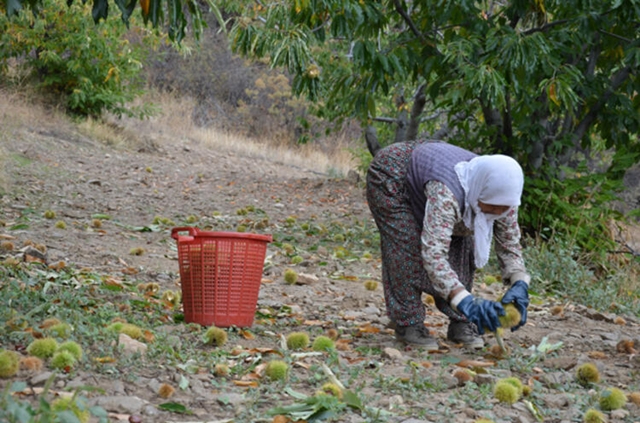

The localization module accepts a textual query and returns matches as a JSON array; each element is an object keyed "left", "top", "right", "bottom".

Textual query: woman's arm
[
  {"left": 493, "top": 208, "right": 530, "bottom": 286},
  {"left": 421, "top": 181, "right": 466, "bottom": 299}
]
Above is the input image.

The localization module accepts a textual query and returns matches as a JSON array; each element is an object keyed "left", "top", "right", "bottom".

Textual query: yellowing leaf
[
  {"left": 103, "top": 277, "right": 124, "bottom": 289},
  {"left": 587, "top": 351, "right": 607, "bottom": 359},
  {"left": 94, "top": 356, "right": 116, "bottom": 363},
  {"left": 335, "top": 339, "right": 351, "bottom": 351},
  {"left": 303, "top": 320, "right": 328, "bottom": 326},
  {"left": 456, "top": 359, "right": 495, "bottom": 368},
  {"left": 357, "top": 324, "right": 380, "bottom": 335},
  {"left": 548, "top": 83, "right": 560, "bottom": 106},
  {"left": 233, "top": 380, "right": 259, "bottom": 388},
  {"left": 240, "top": 330, "right": 255, "bottom": 340}
]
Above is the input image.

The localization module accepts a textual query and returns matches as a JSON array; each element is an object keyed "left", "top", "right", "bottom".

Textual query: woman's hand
[
  {"left": 501, "top": 280, "right": 529, "bottom": 331},
  {"left": 456, "top": 296, "right": 505, "bottom": 334}
]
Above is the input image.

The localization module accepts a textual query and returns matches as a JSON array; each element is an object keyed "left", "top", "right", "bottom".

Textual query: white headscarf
[{"left": 454, "top": 155, "right": 524, "bottom": 268}]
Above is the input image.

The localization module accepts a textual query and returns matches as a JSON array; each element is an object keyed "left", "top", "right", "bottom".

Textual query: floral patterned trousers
[{"left": 366, "top": 142, "right": 473, "bottom": 326}]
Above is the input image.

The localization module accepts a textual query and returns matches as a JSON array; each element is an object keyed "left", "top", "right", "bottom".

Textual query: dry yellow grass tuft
[{"left": 108, "top": 90, "right": 355, "bottom": 177}]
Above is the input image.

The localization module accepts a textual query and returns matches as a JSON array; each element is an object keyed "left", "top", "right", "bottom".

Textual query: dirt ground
[{"left": 1, "top": 104, "right": 640, "bottom": 423}]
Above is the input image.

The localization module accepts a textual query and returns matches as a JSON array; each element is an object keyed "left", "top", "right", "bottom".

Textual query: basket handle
[{"left": 171, "top": 226, "right": 199, "bottom": 241}]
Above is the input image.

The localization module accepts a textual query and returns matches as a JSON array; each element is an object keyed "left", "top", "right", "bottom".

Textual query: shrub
[{"left": 0, "top": 0, "right": 155, "bottom": 118}]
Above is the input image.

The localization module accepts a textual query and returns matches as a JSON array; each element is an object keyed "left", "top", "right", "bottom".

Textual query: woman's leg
[{"left": 366, "top": 142, "right": 427, "bottom": 327}]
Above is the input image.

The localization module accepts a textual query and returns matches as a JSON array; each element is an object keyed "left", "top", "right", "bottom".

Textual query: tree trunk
[
  {"left": 406, "top": 84, "right": 426, "bottom": 142},
  {"left": 393, "top": 90, "right": 408, "bottom": 144},
  {"left": 365, "top": 125, "right": 381, "bottom": 157}
]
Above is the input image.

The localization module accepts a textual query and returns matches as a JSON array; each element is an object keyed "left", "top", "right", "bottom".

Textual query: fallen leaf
[
  {"left": 240, "top": 330, "right": 255, "bottom": 340},
  {"left": 241, "top": 372, "right": 262, "bottom": 381},
  {"left": 233, "top": 380, "right": 259, "bottom": 388},
  {"left": 587, "top": 351, "right": 608, "bottom": 359},
  {"left": 456, "top": 359, "right": 495, "bottom": 368},
  {"left": 335, "top": 339, "right": 351, "bottom": 351},
  {"left": 303, "top": 320, "right": 328, "bottom": 326},
  {"left": 357, "top": 324, "right": 380, "bottom": 335},
  {"left": 103, "top": 277, "right": 124, "bottom": 289},
  {"left": 94, "top": 356, "right": 117, "bottom": 363},
  {"left": 293, "top": 361, "right": 311, "bottom": 370}
]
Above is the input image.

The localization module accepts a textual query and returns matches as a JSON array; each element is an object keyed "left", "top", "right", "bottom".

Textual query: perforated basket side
[{"left": 175, "top": 231, "right": 270, "bottom": 327}]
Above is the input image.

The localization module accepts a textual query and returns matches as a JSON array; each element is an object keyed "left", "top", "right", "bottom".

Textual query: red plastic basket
[{"left": 171, "top": 227, "right": 272, "bottom": 327}]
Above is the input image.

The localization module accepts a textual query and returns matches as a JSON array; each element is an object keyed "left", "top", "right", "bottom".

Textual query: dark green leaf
[{"left": 91, "top": 0, "right": 108, "bottom": 22}]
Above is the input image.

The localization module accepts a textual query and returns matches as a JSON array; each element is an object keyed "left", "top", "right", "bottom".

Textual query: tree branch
[
  {"left": 406, "top": 84, "right": 426, "bottom": 141},
  {"left": 365, "top": 124, "right": 381, "bottom": 156},
  {"left": 394, "top": 89, "right": 408, "bottom": 143},
  {"left": 371, "top": 116, "right": 398, "bottom": 124},
  {"left": 522, "top": 19, "right": 569, "bottom": 35},
  {"left": 598, "top": 29, "right": 633, "bottom": 43},
  {"left": 392, "top": 0, "right": 426, "bottom": 42},
  {"left": 572, "top": 66, "right": 632, "bottom": 142}
]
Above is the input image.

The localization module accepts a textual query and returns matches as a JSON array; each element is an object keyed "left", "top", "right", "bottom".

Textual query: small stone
[
  {"left": 30, "top": 371, "right": 55, "bottom": 386},
  {"left": 91, "top": 395, "right": 147, "bottom": 414},
  {"left": 610, "top": 409, "right": 629, "bottom": 420},
  {"left": 118, "top": 333, "right": 148, "bottom": 355},
  {"left": 297, "top": 273, "right": 319, "bottom": 284},
  {"left": 382, "top": 347, "right": 403, "bottom": 360}
]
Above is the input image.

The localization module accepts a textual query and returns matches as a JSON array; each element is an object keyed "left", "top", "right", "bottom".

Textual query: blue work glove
[
  {"left": 456, "top": 295, "right": 505, "bottom": 335},
  {"left": 501, "top": 280, "right": 529, "bottom": 331}
]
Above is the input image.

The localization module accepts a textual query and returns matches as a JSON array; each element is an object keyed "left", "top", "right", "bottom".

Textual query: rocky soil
[{"left": 1, "top": 103, "right": 639, "bottom": 423}]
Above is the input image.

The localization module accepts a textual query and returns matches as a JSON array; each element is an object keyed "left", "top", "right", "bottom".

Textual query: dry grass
[
  {"left": 107, "top": 90, "right": 357, "bottom": 177},
  {"left": 0, "top": 88, "right": 357, "bottom": 183}
]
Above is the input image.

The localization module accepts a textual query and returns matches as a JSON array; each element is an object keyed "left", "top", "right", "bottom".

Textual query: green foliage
[
  {"left": 522, "top": 161, "right": 627, "bottom": 257},
  {"left": 0, "top": 379, "right": 108, "bottom": 423},
  {"left": 0, "top": 0, "right": 154, "bottom": 118},
  {"left": 523, "top": 238, "right": 640, "bottom": 316},
  {"left": 222, "top": 0, "right": 640, "bottom": 260},
  {"left": 2, "top": 0, "right": 222, "bottom": 43}
]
